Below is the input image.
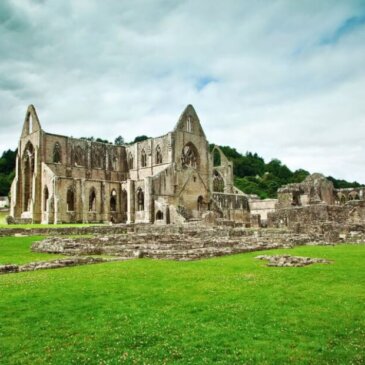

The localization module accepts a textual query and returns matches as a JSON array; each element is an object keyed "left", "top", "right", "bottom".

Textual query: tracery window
[
  {"left": 213, "top": 170, "right": 224, "bottom": 192},
  {"left": 74, "top": 146, "right": 84, "bottom": 166},
  {"left": 181, "top": 142, "right": 199, "bottom": 169}
]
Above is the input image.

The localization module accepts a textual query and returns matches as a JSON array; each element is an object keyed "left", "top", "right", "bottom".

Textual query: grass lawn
[
  {"left": 0, "top": 241, "right": 364, "bottom": 365},
  {"left": 0, "top": 236, "right": 66, "bottom": 265}
]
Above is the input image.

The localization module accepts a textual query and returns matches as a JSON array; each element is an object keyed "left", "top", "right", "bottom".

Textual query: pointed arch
[
  {"left": 141, "top": 149, "right": 147, "bottom": 167},
  {"left": 89, "top": 188, "right": 96, "bottom": 211},
  {"left": 23, "top": 141, "right": 35, "bottom": 212},
  {"left": 155, "top": 145, "right": 163, "bottom": 164},
  {"left": 67, "top": 188, "right": 75, "bottom": 211},
  {"left": 181, "top": 142, "right": 199, "bottom": 169},
  {"left": 136, "top": 188, "right": 144, "bottom": 211},
  {"left": 43, "top": 186, "right": 49, "bottom": 212},
  {"left": 53, "top": 142, "right": 62, "bottom": 163},
  {"left": 128, "top": 152, "right": 134, "bottom": 169},
  {"left": 213, "top": 170, "right": 225, "bottom": 192},
  {"left": 110, "top": 189, "right": 117, "bottom": 212}
]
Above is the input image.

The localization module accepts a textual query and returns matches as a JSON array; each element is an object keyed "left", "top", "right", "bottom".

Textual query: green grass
[
  {"left": 0, "top": 236, "right": 66, "bottom": 264},
  {"left": 0, "top": 241, "right": 364, "bottom": 365}
]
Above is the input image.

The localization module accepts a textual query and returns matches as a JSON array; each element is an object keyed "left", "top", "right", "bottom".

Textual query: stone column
[
  {"left": 144, "top": 177, "right": 153, "bottom": 223},
  {"left": 127, "top": 180, "right": 135, "bottom": 224}
]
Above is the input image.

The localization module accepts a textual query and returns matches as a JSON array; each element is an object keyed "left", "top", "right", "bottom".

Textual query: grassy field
[
  {"left": 0, "top": 239, "right": 364, "bottom": 365},
  {"left": 0, "top": 236, "right": 66, "bottom": 264}
]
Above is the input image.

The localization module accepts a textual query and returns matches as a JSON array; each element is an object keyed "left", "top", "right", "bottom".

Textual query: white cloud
[{"left": 1, "top": 0, "right": 365, "bottom": 181}]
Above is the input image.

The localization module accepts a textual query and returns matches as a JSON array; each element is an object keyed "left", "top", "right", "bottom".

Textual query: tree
[
  {"left": 114, "top": 136, "right": 125, "bottom": 145},
  {"left": 132, "top": 135, "right": 149, "bottom": 143}
]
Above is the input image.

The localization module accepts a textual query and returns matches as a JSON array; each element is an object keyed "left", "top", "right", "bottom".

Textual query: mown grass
[
  {"left": 0, "top": 242, "right": 364, "bottom": 365},
  {"left": 0, "top": 236, "right": 66, "bottom": 264}
]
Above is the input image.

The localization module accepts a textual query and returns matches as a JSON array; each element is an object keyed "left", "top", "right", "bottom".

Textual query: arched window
[
  {"left": 53, "top": 142, "right": 62, "bottom": 163},
  {"left": 128, "top": 152, "right": 134, "bottom": 169},
  {"left": 137, "top": 188, "right": 144, "bottom": 211},
  {"left": 110, "top": 189, "right": 117, "bottom": 212},
  {"left": 74, "top": 146, "right": 84, "bottom": 166},
  {"left": 89, "top": 188, "right": 96, "bottom": 211},
  {"left": 181, "top": 142, "right": 199, "bottom": 169},
  {"left": 23, "top": 142, "right": 35, "bottom": 211},
  {"left": 213, "top": 170, "right": 224, "bottom": 192},
  {"left": 186, "top": 117, "right": 192, "bottom": 132},
  {"left": 67, "top": 188, "right": 75, "bottom": 211},
  {"left": 197, "top": 196, "right": 204, "bottom": 211},
  {"left": 213, "top": 149, "right": 221, "bottom": 166},
  {"left": 141, "top": 149, "right": 147, "bottom": 167},
  {"left": 155, "top": 145, "right": 162, "bottom": 164},
  {"left": 43, "top": 186, "right": 49, "bottom": 211},
  {"left": 156, "top": 210, "right": 164, "bottom": 220}
]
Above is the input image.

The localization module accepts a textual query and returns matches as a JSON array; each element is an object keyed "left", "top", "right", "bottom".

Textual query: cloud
[{"left": 0, "top": 0, "right": 365, "bottom": 181}]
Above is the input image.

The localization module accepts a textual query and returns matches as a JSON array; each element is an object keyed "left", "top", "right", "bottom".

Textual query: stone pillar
[
  {"left": 53, "top": 177, "right": 60, "bottom": 224},
  {"left": 144, "top": 177, "right": 153, "bottom": 223},
  {"left": 127, "top": 180, "right": 135, "bottom": 224},
  {"left": 80, "top": 179, "right": 87, "bottom": 223}
]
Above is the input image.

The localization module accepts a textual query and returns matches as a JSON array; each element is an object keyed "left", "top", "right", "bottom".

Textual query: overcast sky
[{"left": 1, "top": 0, "right": 365, "bottom": 181}]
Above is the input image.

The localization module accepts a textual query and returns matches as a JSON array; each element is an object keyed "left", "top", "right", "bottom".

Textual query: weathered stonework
[
  {"left": 10, "top": 105, "right": 250, "bottom": 225},
  {"left": 256, "top": 255, "right": 332, "bottom": 267}
]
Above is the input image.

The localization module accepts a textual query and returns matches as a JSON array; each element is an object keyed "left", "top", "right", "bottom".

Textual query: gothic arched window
[
  {"left": 128, "top": 152, "right": 134, "bottom": 169},
  {"left": 53, "top": 142, "right": 62, "bottom": 163},
  {"left": 89, "top": 188, "right": 96, "bottom": 211},
  {"left": 141, "top": 149, "right": 147, "bottom": 167},
  {"left": 213, "top": 170, "right": 224, "bottom": 192},
  {"left": 181, "top": 142, "right": 199, "bottom": 169},
  {"left": 67, "top": 188, "right": 75, "bottom": 211},
  {"left": 44, "top": 186, "right": 49, "bottom": 211},
  {"left": 137, "top": 188, "right": 144, "bottom": 211},
  {"left": 110, "top": 189, "right": 117, "bottom": 212},
  {"left": 155, "top": 145, "right": 162, "bottom": 164}
]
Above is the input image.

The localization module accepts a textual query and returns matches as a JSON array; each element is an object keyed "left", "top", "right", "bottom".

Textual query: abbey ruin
[
  {"left": 10, "top": 104, "right": 250, "bottom": 225},
  {"left": 8, "top": 104, "right": 365, "bottom": 243}
]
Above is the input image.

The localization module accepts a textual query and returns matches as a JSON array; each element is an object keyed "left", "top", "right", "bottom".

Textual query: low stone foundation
[
  {"left": 32, "top": 226, "right": 333, "bottom": 261},
  {"left": 0, "top": 256, "right": 129, "bottom": 275},
  {"left": 256, "top": 255, "right": 332, "bottom": 267}
]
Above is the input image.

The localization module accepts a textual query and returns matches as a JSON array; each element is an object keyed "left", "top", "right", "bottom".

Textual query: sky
[{"left": 1, "top": 0, "right": 365, "bottom": 181}]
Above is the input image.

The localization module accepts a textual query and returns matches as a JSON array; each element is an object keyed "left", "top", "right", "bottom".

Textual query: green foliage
[
  {"left": 114, "top": 135, "right": 125, "bottom": 145},
  {"left": 0, "top": 240, "right": 364, "bottom": 364},
  {"left": 327, "top": 176, "right": 363, "bottom": 189},
  {"left": 132, "top": 135, "right": 150, "bottom": 143},
  {"left": 0, "top": 149, "right": 17, "bottom": 196}
]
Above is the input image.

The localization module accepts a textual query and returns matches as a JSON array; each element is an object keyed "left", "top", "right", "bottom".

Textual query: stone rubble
[
  {"left": 0, "top": 256, "right": 129, "bottom": 275},
  {"left": 256, "top": 254, "right": 332, "bottom": 267}
]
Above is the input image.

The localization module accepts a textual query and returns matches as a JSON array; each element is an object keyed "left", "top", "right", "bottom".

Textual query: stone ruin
[{"left": 256, "top": 255, "right": 332, "bottom": 267}]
